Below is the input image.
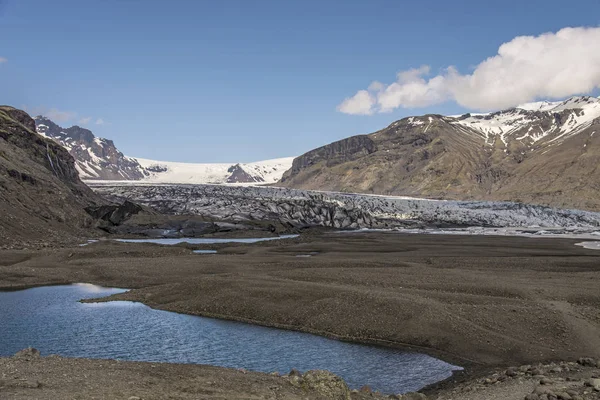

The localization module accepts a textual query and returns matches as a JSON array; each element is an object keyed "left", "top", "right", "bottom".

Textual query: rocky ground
[
  {"left": 431, "top": 358, "right": 600, "bottom": 400},
  {"left": 1, "top": 231, "right": 600, "bottom": 399},
  {"left": 1, "top": 348, "right": 392, "bottom": 400},
  {"left": 1, "top": 350, "right": 599, "bottom": 399}
]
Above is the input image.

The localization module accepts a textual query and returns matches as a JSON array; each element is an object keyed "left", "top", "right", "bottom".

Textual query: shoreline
[
  {"left": 84, "top": 290, "right": 481, "bottom": 370},
  {"left": 1, "top": 282, "right": 466, "bottom": 397},
  {"left": 0, "top": 280, "right": 478, "bottom": 369},
  {"left": 0, "top": 281, "right": 479, "bottom": 396}
]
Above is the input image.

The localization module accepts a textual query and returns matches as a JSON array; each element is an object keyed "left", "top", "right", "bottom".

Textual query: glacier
[{"left": 89, "top": 183, "right": 600, "bottom": 231}]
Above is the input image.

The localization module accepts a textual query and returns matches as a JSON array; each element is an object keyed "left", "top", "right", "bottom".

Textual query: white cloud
[
  {"left": 337, "top": 90, "right": 376, "bottom": 115},
  {"left": 0, "top": 57, "right": 7, "bottom": 64},
  {"left": 78, "top": 117, "right": 92, "bottom": 125},
  {"left": 337, "top": 26, "right": 600, "bottom": 114},
  {"left": 95, "top": 118, "right": 105, "bottom": 125},
  {"left": 368, "top": 81, "right": 385, "bottom": 92},
  {"left": 377, "top": 66, "right": 450, "bottom": 112}
]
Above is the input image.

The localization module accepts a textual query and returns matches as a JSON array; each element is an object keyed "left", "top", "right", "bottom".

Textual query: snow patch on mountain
[
  {"left": 516, "top": 100, "right": 561, "bottom": 112},
  {"left": 451, "top": 96, "right": 600, "bottom": 147}
]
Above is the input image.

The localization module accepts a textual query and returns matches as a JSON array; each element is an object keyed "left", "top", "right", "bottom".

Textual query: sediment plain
[{"left": 1, "top": 231, "right": 600, "bottom": 399}]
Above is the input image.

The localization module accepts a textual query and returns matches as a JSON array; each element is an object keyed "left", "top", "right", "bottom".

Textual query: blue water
[
  {"left": 115, "top": 235, "right": 299, "bottom": 245},
  {"left": 193, "top": 250, "right": 218, "bottom": 254},
  {"left": 0, "top": 284, "right": 461, "bottom": 393}
]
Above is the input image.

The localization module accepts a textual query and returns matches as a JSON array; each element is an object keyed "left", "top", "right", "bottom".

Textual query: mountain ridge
[
  {"left": 33, "top": 96, "right": 600, "bottom": 210},
  {"left": 280, "top": 96, "right": 600, "bottom": 211},
  {"left": 34, "top": 117, "right": 294, "bottom": 184}
]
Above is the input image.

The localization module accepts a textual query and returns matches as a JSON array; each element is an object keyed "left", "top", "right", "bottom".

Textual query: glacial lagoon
[{"left": 0, "top": 284, "right": 461, "bottom": 394}]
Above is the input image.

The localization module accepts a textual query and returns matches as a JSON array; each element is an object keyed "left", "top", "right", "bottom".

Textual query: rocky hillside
[
  {"left": 34, "top": 116, "right": 294, "bottom": 184},
  {"left": 35, "top": 116, "right": 147, "bottom": 180},
  {"left": 280, "top": 96, "right": 600, "bottom": 211},
  {"left": 0, "top": 107, "right": 102, "bottom": 247}
]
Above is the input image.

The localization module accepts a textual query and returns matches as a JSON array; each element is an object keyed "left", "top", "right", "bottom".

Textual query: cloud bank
[
  {"left": 337, "top": 27, "right": 600, "bottom": 115},
  {"left": 0, "top": 57, "right": 7, "bottom": 64}
]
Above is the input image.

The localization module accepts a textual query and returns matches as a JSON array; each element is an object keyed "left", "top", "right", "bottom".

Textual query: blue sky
[{"left": 1, "top": 0, "right": 599, "bottom": 162}]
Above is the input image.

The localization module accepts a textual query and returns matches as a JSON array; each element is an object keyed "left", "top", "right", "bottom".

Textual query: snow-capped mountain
[
  {"left": 35, "top": 116, "right": 146, "bottom": 180},
  {"left": 452, "top": 96, "right": 600, "bottom": 147},
  {"left": 281, "top": 96, "right": 600, "bottom": 211},
  {"left": 34, "top": 116, "right": 294, "bottom": 184}
]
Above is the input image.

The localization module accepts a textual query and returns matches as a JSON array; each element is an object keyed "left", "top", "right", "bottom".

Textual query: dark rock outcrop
[
  {"left": 227, "top": 163, "right": 262, "bottom": 183},
  {"left": 281, "top": 135, "right": 375, "bottom": 182},
  {"left": 85, "top": 200, "right": 145, "bottom": 226},
  {"left": 2, "top": 109, "right": 82, "bottom": 186}
]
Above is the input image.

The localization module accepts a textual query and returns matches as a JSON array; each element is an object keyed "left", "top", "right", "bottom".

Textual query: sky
[{"left": 1, "top": 0, "right": 599, "bottom": 163}]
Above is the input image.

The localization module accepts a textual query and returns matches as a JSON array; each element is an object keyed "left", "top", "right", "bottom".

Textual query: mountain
[
  {"left": 280, "top": 96, "right": 600, "bottom": 212},
  {"left": 34, "top": 117, "right": 294, "bottom": 185},
  {"left": 35, "top": 116, "right": 147, "bottom": 180},
  {"left": 0, "top": 107, "right": 102, "bottom": 247}
]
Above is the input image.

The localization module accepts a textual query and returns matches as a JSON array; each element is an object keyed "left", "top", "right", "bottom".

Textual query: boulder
[
  {"left": 402, "top": 393, "right": 428, "bottom": 400},
  {"left": 300, "top": 370, "right": 351, "bottom": 400},
  {"left": 13, "top": 347, "right": 41, "bottom": 360},
  {"left": 86, "top": 200, "right": 145, "bottom": 226},
  {"left": 555, "top": 392, "right": 572, "bottom": 400},
  {"left": 584, "top": 378, "right": 600, "bottom": 390},
  {"left": 577, "top": 358, "right": 597, "bottom": 367}
]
